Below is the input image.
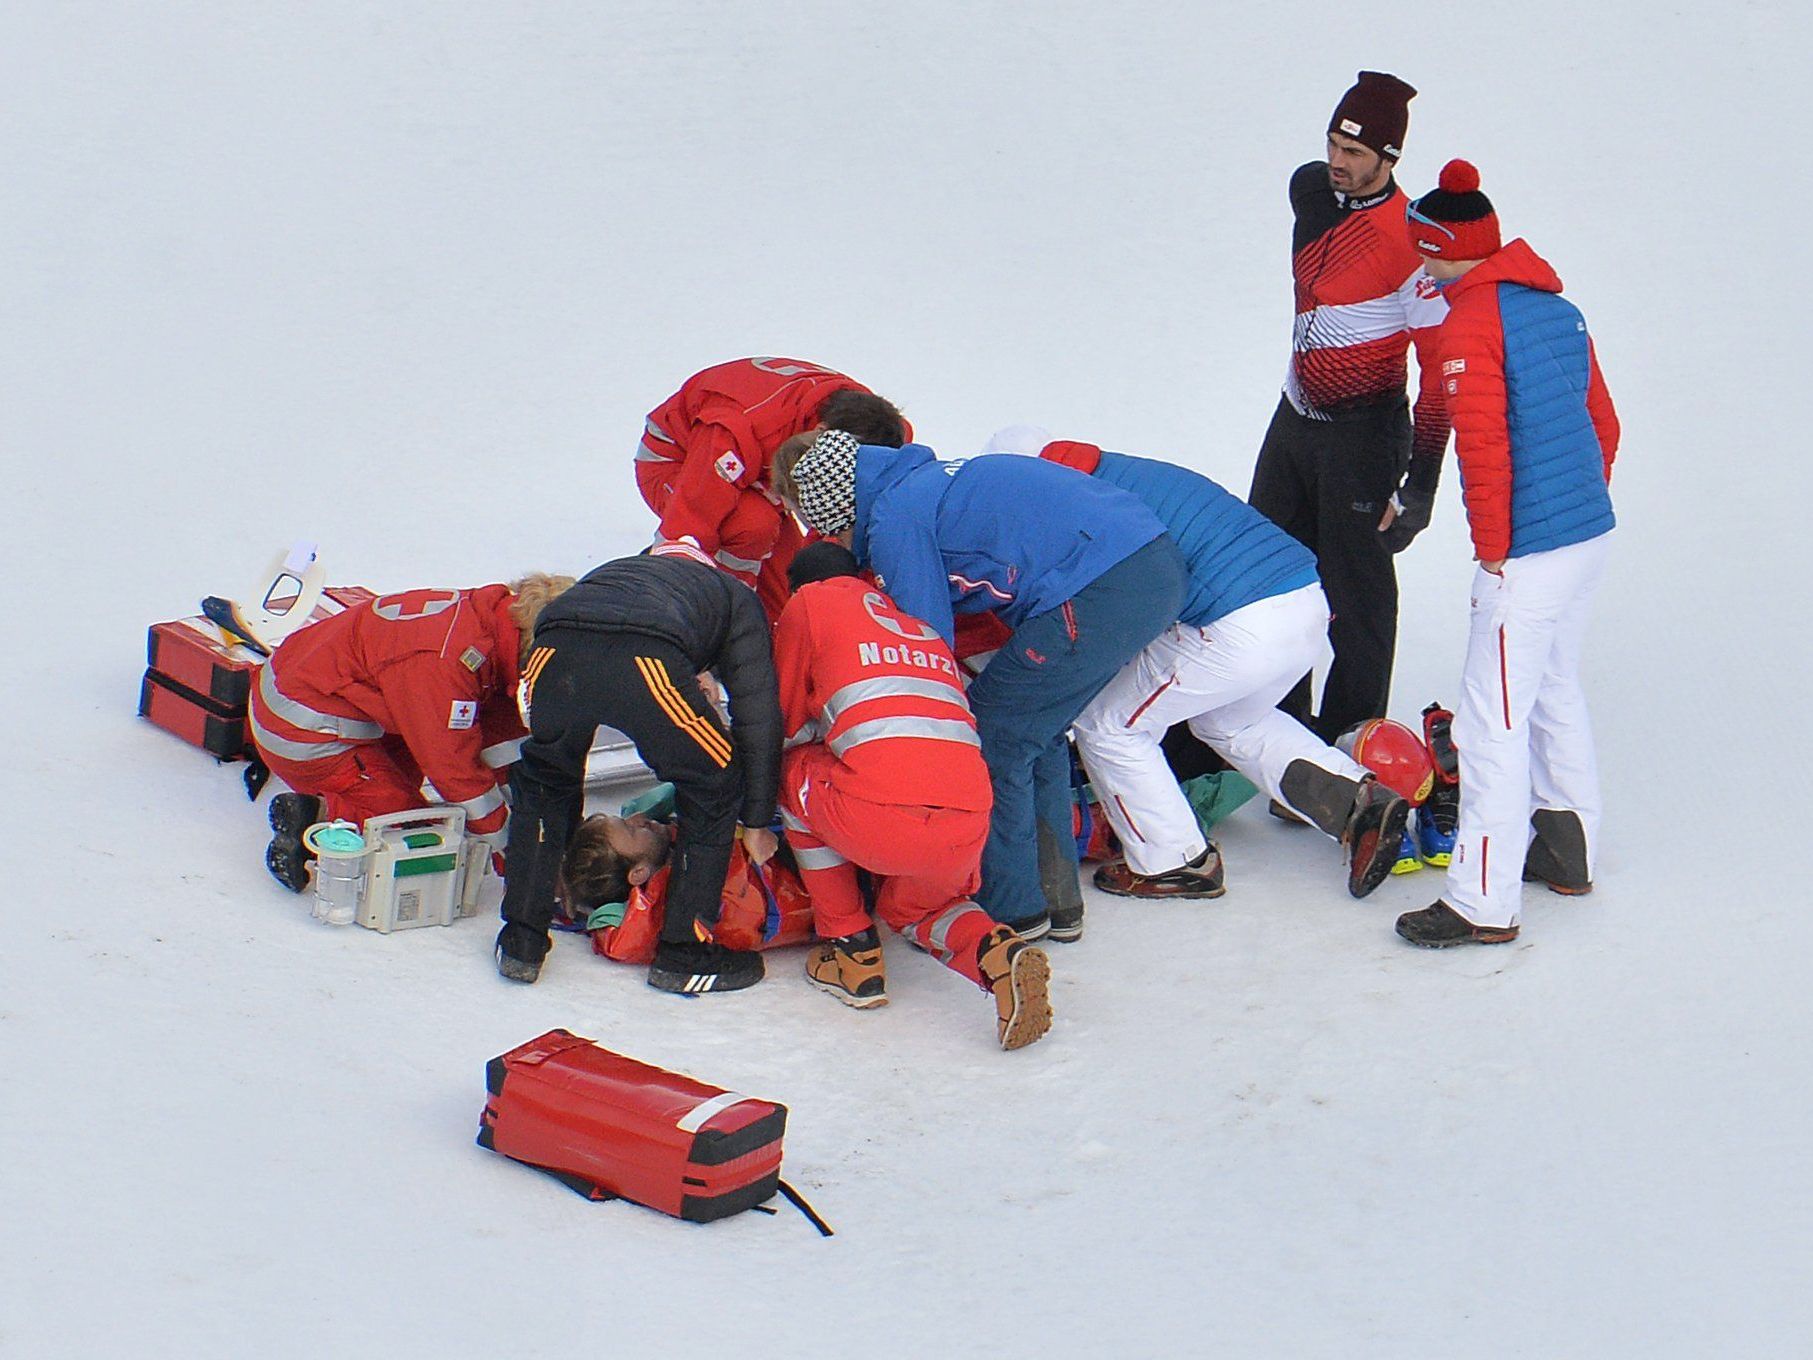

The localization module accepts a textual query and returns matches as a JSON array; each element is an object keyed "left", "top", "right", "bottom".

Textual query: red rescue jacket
[
  {"left": 251, "top": 586, "right": 525, "bottom": 835},
  {"left": 772, "top": 575, "right": 991, "bottom": 813},
  {"left": 638, "top": 357, "right": 873, "bottom": 558}
]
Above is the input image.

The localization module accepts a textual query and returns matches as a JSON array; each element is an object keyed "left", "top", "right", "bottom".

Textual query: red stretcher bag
[{"left": 477, "top": 1029, "right": 787, "bottom": 1222}]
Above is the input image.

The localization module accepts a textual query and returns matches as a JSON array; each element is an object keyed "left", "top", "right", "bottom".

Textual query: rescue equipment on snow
[
  {"left": 478, "top": 1029, "right": 822, "bottom": 1229},
  {"left": 302, "top": 807, "right": 494, "bottom": 932}
]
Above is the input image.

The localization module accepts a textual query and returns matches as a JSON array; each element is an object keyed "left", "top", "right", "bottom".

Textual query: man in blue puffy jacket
[
  {"left": 774, "top": 430, "right": 1186, "bottom": 943},
  {"left": 1005, "top": 432, "right": 1411, "bottom": 900}
]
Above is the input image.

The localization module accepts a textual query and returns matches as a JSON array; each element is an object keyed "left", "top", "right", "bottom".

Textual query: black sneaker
[
  {"left": 264, "top": 792, "right": 323, "bottom": 893},
  {"left": 998, "top": 912, "right": 1050, "bottom": 943},
  {"left": 495, "top": 924, "right": 549, "bottom": 984},
  {"left": 648, "top": 940, "right": 764, "bottom": 995},
  {"left": 1342, "top": 778, "right": 1411, "bottom": 899},
  {"left": 1046, "top": 901, "right": 1085, "bottom": 944},
  {"left": 1395, "top": 900, "right": 1520, "bottom": 948}
]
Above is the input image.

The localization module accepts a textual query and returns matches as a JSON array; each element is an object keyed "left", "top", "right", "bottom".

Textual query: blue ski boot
[
  {"left": 1417, "top": 785, "right": 1459, "bottom": 867},
  {"left": 1389, "top": 827, "right": 1423, "bottom": 875}
]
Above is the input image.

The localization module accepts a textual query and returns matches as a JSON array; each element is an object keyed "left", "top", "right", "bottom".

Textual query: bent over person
[
  {"left": 1392, "top": 161, "right": 1619, "bottom": 947},
  {"left": 774, "top": 543, "right": 1051, "bottom": 1051},
  {"left": 254, "top": 575, "right": 571, "bottom": 891},
  {"left": 1250, "top": 71, "right": 1451, "bottom": 742},
  {"left": 637, "top": 356, "right": 908, "bottom": 619},
  {"left": 1022, "top": 435, "right": 1411, "bottom": 901},
  {"left": 494, "top": 548, "right": 782, "bottom": 991},
  {"left": 775, "top": 431, "right": 1186, "bottom": 944}
]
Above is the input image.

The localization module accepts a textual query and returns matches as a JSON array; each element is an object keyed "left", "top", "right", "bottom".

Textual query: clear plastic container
[{"left": 303, "top": 822, "right": 368, "bottom": 926}]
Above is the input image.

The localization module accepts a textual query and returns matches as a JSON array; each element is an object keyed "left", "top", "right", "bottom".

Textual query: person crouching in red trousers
[
  {"left": 774, "top": 543, "right": 1052, "bottom": 1051},
  {"left": 252, "top": 574, "right": 572, "bottom": 891}
]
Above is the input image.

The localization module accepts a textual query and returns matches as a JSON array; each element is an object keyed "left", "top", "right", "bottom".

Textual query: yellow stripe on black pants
[
  {"left": 634, "top": 655, "right": 733, "bottom": 768},
  {"left": 522, "top": 645, "right": 556, "bottom": 702}
]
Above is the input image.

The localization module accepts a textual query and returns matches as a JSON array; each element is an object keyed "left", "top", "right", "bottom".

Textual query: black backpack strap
[{"left": 777, "top": 1179, "right": 834, "bottom": 1237}]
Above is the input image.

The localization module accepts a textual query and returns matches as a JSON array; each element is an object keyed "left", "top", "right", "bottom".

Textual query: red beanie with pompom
[{"left": 1405, "top": 159, "right": 1502, "bottom": 260}]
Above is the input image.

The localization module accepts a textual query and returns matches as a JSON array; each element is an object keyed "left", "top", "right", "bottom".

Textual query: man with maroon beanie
[{"left": 1248, "top": 71, "right": 1452, "bottom": 751}]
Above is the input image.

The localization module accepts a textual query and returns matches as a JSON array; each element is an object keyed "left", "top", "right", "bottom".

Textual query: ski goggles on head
[{"left": 1404, "top": 197, "right": 1456, "bottom": 241}]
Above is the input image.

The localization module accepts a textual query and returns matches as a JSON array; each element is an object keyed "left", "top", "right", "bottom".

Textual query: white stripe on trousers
[
  {"left": 1446, "top": 532, "right": 1610, "bottom": 928},
  {"left": 1072, "top": 584, "right": 1367, "bottom": 876}
]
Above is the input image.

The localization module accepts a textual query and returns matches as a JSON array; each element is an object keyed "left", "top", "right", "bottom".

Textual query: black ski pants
[
  {"left": 1248, "top": 395, "right": 1410, "bottom": 742},
  {"left": 500, "top": 627, "right": 743, "bottom": 950}
]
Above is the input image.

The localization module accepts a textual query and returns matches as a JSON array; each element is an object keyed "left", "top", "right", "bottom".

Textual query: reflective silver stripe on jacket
[
  {"left": 828, "top": 716, "right": 981, "bottom": 759},
  {"left": 819, "top": 676, "right": 972, "bottom": 729},
  {"left": 247, "top": 707, "right": 359, "bottom": 763},
  {"left": 792, "top": 844, "right": 848, "bottom": 870},
  {"left": 458, "top": 786, "right": 506, "bottom": 821},
  {"left": 636, "top": 417, "right": 679, "bottom": 462},
  {"left": 714, "top": 548, "right": 764, "bottom": 575},
  {"left": 257, "top": 666, "right": 384, "bottom": 741},
  {"left": 480, "top": 737, "right": 524, "bottom": 768},
  {"left": 782, "top": 719, "right": 823, "bottom": 751},
  {"left": 778, "top": 807, "right": 811, "bottom": 835}
]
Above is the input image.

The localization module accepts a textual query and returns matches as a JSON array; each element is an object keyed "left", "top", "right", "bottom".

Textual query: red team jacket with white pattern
[
  {"left": 773, "top": 575, "right": 992, "bottom": 813},
  {"left": 638, "top": 357, "right": 874, "bottom": 558},
  {"left": 252, "top": 586, "right": 525, "bottom": 835},
  {"left": 1285, "top": 163, "right": 1452, "bottom": 463}
]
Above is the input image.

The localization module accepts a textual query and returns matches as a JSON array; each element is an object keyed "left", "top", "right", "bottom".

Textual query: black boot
[
  {"left": 1523, "top": 809, "right": 1592, "bottom": 895},
  {"left": 1395, "top": 900, "right": 1520, "bottom": 948},
  {"left": 1037, "top": 821, "right": 1086, "bottom": 943},
  {"left": 495, "top": 923, "right": 550, "bottom": 984},
  {"left": 264, "top": 792, "right": 322, "bottom": 893},
  {"left": 1342, "top": 778, "right": 1411, "bottom": 899}
]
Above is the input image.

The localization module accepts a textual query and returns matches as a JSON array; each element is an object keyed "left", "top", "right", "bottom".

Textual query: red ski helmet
[{"left": 1336, "top": 718, "right": 1436, "bottom": 805}]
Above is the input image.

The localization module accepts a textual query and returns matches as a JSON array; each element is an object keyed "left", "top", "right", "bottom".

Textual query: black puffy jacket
[{"left": 537, "top": 554, "right": 780, "bottom": 824}]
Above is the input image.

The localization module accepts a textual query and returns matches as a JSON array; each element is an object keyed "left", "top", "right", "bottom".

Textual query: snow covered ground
[{"left": 5, "top": 3, "right": 1810, "bottom": 1356}]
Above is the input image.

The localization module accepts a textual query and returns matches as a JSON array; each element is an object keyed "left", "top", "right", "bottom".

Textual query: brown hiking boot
[
  {"left": 1092, "top": 846, "right": 1225, "bottom": 899},
  {"left": 1395, "top": 900, "right": 1520, "bottom": 948},
  {"left": 976, "top": 925, "right": 1053, "bottom": 1050},
  {"left": 806, "top": 928, "right": 888, "bottom": 1009}
]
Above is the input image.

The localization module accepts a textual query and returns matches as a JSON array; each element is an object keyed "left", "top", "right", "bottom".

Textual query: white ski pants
[
  {"left": 1446, "top": 532, "right": 1610, "bottom": 927},
  {"left": 1074, "top": 584, "right": 1367, "bottom": 875}
]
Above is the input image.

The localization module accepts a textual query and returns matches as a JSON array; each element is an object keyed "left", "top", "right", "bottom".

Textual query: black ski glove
[{"left": 1380, "top": 455, "right": 1442, "bottom": 553}]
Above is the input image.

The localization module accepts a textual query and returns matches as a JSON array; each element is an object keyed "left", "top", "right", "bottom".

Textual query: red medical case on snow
[
  {"left": 477, "top": 1029, "right": 787, "bottom": 1222},
  {"left": 138, "top": 586, "right": 375, "bottom": 759}
]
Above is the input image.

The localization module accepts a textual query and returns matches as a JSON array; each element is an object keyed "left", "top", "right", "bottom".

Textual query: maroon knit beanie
[
  {"left": 1328, "top": 71, "right": 1417, "bottom": 161},
  {"left": 1405, "top": 159, "right": 1502, "bottom": 260}
]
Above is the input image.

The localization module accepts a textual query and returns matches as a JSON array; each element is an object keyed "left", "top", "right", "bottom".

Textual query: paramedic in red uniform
[
  {"left": 773, "top": 543, "right": 1052, "bottom": 1051},
  {"left": 1249, "top": 72, "right": 1451, "bottom": 744},
  {"left": 636, "top": 357, "right": 908, "bottom": 619},
  {"left": 251, "top": 575, "right": 573, "bottom": 892}
]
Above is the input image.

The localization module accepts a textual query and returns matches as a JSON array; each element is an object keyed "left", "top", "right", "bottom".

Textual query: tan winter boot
[
  {"left": 806, "top": 928, "right": 888, "bottom": 1009},
  {"left": 976, "top": 925, "right": 1052, "bottom": 1051}
]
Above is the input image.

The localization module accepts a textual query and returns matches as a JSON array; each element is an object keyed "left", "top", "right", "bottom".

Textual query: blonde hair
[
  {"left": 768, "top": 431, "right": 818, "bottom": 510},
  {"left": 508, "top": 572, "right": 576, "bottom": 668}
]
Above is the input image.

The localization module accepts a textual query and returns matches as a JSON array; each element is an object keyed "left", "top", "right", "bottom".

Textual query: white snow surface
[{"left": 5, "top": 4, "right": 1810, "bottom": 1357}]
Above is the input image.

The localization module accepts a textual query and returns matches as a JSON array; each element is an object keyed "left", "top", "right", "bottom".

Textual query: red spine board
[
  {"left": 477, "top": 1030, "right": 786, "bottom": 1223},
  {"left": 139, "top": 587, "right": 376, "bottom": 759}
]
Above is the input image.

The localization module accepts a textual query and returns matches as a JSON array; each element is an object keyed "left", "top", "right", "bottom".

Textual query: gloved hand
[{"left": 1379, "top": 456, "right": 1442, "bottom": 553}]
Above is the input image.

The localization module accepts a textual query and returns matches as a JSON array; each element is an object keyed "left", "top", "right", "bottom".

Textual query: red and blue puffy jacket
[{"left": 1436, "top": 239, "right": 1619, "bottom": 561}]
